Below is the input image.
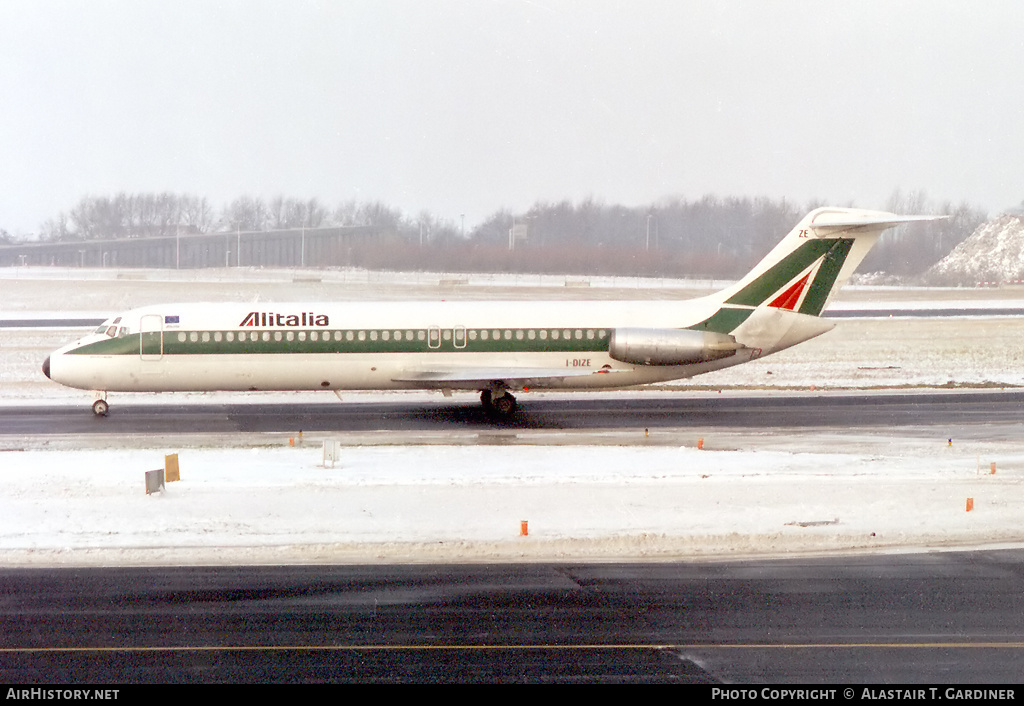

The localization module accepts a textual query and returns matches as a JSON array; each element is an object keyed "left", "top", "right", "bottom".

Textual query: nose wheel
[{"left": 92, "top": 398, "right": 109, "bottom": 417}]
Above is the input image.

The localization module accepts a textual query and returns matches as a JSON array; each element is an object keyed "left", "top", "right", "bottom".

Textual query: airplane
[{"left": 42, "top": 207, "right": 938, "bottom": 417}]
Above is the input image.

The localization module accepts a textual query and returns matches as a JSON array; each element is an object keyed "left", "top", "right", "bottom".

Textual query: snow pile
[{"left": 927, "top": 214, "right": 1024, "bottom": 285}]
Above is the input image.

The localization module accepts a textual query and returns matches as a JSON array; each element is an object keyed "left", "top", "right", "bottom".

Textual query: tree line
[
  {"left": 33, "top": 193, "right": 410, "bottom": 241},
  {"left": 15, "top": 190, "right": 991, "bottom": 279}
]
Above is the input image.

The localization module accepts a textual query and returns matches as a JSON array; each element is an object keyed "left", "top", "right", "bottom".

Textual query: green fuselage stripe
[
  {"left": 70, "top": 328, "right": 612, "bottom": 356},
  {"left": 686, "top": 307, "right": 754, "bottom": 334}
]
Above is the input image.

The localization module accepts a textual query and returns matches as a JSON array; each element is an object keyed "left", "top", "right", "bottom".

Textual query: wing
[{"left": 392, "top": 365, "right": 608, "bottom": 390}]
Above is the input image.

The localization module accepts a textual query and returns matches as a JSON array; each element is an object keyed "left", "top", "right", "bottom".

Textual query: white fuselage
[{"left": 45, "top": 296, "right": 824, "bottom": 394}]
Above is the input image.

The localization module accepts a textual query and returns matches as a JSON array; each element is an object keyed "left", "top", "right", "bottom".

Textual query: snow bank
[{"left": 928, "top": 214, "right": 1024, "bottom": 285}]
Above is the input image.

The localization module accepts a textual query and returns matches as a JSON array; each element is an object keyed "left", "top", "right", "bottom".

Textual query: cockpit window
[
  {"left": 117, "top": 327, "right": 129, "bottom": 338},
  {"left": 95, "top": 316, "right": 123, "bottom": 337}
]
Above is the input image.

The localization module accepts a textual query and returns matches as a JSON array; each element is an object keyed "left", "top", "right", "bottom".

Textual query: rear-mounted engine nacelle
[{"left": 608, "top": 327, "right": 740, "bottom": 366}]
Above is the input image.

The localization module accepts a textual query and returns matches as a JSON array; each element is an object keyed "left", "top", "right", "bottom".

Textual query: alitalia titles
[{"left": 239, "top": 311, "right": 329, "bottom": 328}]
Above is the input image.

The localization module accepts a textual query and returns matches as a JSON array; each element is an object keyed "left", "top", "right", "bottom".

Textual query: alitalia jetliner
[{"left": 43, "top": 207, "right": 936, "bottom": 417}]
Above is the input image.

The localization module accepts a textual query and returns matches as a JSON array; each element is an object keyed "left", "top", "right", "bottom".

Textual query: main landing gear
[{"left": 480, "top": 389, "right": 518, "bottom": 416}]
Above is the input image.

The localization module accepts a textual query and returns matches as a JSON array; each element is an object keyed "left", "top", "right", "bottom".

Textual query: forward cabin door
[{"left": 140, "top": 314, "right": 164, "bottom": 361}]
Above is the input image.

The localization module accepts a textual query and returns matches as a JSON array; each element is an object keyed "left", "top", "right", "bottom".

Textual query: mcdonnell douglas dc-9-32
[{"left": 42, "top": 207, "right": 937, "bottom": 417}]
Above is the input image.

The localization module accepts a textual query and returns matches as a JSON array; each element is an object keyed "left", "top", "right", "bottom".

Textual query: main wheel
[
  {"left": 92, "top": 399, "right": 109, "bottom": 417},
  {"left": 490, "top": 393, "right": 517, "bottom": 416}
]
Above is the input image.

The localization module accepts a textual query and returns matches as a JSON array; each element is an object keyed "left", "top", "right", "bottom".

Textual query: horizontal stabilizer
[{"left": 808, "top": 212, "right": 947, "bottom": 233}]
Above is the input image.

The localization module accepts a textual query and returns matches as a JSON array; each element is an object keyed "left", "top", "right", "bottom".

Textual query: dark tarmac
[{"left": 3, "top": 551, "right": 1024, "bottom": 683}]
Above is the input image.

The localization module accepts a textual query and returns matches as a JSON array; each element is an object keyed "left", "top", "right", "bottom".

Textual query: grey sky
[{"left": 1, "top": 0, "right": 1022, "bottom": 236}]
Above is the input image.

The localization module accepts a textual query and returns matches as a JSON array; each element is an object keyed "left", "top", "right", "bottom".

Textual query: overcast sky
[{"left": 1, "top": 0, "right": 1022, "bottom": 236}]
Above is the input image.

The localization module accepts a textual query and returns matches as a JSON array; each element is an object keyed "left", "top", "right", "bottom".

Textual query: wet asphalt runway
[
  {"left": 2, "top": 389, "right": 1022, "bottom": 437},
  {"left": 3, "top": 551, "right": 1024, "bottom": 684}
]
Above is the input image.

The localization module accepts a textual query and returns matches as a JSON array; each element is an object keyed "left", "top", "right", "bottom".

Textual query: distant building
[{"left": 0, "top": 226, "right": 382, "bottom": 268}]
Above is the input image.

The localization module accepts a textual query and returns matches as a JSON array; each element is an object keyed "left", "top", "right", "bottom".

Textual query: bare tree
[{"left": 228, "top": 196, "right": 269, "bottom": 231}]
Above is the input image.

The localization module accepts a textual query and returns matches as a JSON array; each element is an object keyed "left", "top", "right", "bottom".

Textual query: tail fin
[
  {"left": 686, "top": 208, "right": 944, "bottom": 356},
  {"left": 694, "top": 208, "right": 940, "bottom": 335},
  {"left": 720, "top": 207, "right": 938, "bottom": 313}
]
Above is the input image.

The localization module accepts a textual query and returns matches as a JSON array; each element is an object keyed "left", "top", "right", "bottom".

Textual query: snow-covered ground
[
  {"left": 3, "top": 266, "right": 1024, "bottom": 566},
  {"left": 2, "top": 429, "right": 1021, "bottom": 566}
]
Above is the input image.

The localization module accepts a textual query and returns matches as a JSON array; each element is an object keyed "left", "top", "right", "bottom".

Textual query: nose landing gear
[{"left": 92, "top": 394, "right": 109, "bottom": 417}]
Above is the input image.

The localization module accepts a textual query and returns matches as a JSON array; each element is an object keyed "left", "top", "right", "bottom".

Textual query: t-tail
[{"left": 690, "top": 207, "right": 942, "bottom": 356}]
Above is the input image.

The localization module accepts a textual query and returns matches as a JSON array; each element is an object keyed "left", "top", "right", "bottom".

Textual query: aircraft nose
[{"left": 42, "top": 356, "right": 51, "bottom": 380}]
